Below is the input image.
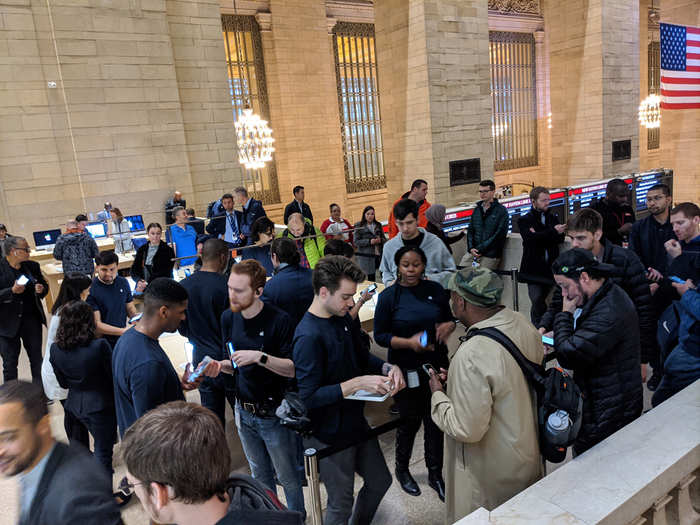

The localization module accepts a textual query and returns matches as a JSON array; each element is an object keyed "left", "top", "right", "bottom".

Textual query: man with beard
[
  {"left": 0, "top": 380, "right": 121, "bottom": 525},
  {"left": 590, "top": 178, "right": 636, "bottom": 246},
  {"left": 629, "top": 183, "right": 677, "bottom": 389},
  {"left": 218, "top": 259, "right": 305, "bottom": 516},
  {"left": 550, "top": 249, "right": 643, "bottom": 454},
  {"left": 112, "top": 278, "right": 216, "bottom": 437},
  {"left": 293, "top": 256, "right": 405, "bottom": 525},
  {"left": 665, "top": 202, "right": 700, "bottom": 282},
  {"left": 87, "top": 250, "right": 138, "bottom": 348}
]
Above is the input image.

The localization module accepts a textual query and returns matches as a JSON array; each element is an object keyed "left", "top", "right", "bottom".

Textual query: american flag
[{"left": 660, "top": 23, "right": 700, "bottom": 110}]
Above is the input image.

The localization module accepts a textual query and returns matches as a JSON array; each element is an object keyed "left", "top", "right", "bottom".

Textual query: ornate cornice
[{"left": 488, "top": 0, "right": 540, "bottom": 15}]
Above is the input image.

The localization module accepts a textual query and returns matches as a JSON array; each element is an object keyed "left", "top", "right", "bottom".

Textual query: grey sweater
[{"left": 380, "top": 228, "right": 456, "bottom": 286}]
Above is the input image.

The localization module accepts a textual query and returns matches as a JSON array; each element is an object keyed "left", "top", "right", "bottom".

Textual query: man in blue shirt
[
  {"left": 87, "top": 250, "right": 138, "bottom": 348},
  {"left": 206, "top": 193, "right": 244, "bottom": 249},
  {"left": 112, "top": 278, "right": 215, "bottom": 437},
  {"left": 294, "top": 256, "right": 405, "bottom": 525},
  {"left": 235, "top": 186, "right": 267, "bottom": 242},
  {"left": 261, "top": 237, "right": 314, "bottom": 327}
]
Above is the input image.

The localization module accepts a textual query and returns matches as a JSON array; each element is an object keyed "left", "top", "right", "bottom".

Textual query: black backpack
[
  {"left": 465, "top": 327, "right": 583, "bottom": 463},
  {"left": 225, "top": 473, "right": 304, "bottom": 525}
]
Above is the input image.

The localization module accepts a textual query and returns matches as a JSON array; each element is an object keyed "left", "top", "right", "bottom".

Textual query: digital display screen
[
  {"left": 32, "top": 229, "right": 62, "bottom": 247},
  {"left": 501, "top": 190, "right": 568, "bottom": 234},
  {"left": 634, "top": 171, "right": 666, "bottom": 213},
  {"left": 125, "top": 214, "right": 145, "bottom": 232},
  {"left": 86, "top": 222, "right": 107, "bottom": 238},
  {"left": 443, "top": 207, "right": 474, "bottom": 233},
  {"left": 568, "top": 177, "right": 633, "bottom": 216}
]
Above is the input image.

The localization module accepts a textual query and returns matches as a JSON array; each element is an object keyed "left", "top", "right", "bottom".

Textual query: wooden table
[
  {"left": 356, "top": 281, "right": 385, "bottom": 332},
  {"left": 42, "top": 252, "right": 135, "bottom": 311}
]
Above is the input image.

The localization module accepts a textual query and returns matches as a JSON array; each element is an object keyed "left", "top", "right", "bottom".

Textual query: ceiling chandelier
[
  {"left": 638, "top": 94, "right": 661, "bottom": 129},
  {"left": 232, "top": 0, "right": 275, "bottom": 171}
]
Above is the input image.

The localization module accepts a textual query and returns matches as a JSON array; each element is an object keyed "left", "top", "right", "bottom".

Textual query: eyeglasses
[
  {"left": 478, "top": 189, "right": 493, "bottom": 194},
  {"left": 14, "top": 247, "right": 30, "bottom": 253},
  {"left": 117, "top": 479, "right": 148, "bottom": 496}
]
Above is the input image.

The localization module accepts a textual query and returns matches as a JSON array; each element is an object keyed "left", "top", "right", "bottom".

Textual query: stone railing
[{"left": 456, "top": 380, "right": 700, "bottom": 524}]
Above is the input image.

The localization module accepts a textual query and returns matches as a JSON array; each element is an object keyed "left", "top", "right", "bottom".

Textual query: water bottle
[{"left": 545, "top": 410, "right": 571, "bottom": 446}]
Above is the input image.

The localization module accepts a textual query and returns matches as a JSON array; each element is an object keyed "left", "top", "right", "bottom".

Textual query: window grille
[
  {"left": 489, "top": 31, "right": 538, "bottom": 171},
  {"left": 648, "top": 40, "right": 660, "bottom": 150},
  {"left": 222, "top": 15, "right": 280, "bottom": 204},
  {"left": 332, "top": 22, "right": 386, "bottom": 193}
]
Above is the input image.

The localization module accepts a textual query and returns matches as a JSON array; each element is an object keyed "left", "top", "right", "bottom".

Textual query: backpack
[
  {"left": 465, "top": 327, "right": 583, "bottom": 463},
  {"left": 225, "top": 473, "right": 304, "bottom": 525}
]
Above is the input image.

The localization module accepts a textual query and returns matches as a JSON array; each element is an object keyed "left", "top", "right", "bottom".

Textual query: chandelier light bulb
[
  {"left": 235, "top": 108, "right": 275, "bottom": 170},
  {"left": 638, "top": 94, "right": 661, "bottom": 129}
]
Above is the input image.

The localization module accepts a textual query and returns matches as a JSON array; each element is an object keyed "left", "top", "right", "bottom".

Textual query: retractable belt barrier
[{"left": 303, "top": 416, "right": 409, "bottom": 525}]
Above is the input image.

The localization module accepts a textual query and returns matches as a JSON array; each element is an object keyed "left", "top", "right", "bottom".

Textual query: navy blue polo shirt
[{"left": 87, "top": 276, "right": 132, "bottom": 347}]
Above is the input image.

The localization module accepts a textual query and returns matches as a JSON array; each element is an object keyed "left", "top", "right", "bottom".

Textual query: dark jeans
[
  {"left": 0, "top": 315, "right": 43, "bottom": 383},
  {"left": 527, "top": 283, "right": 552, "bottom": 326},
  {"left": 199, "top": 373, "right": 236, "bottom": 428},
  {"left": 60, "top": 400, "right": 90, "bottom": 449},
  {"left": 71, "top": 407, "right": 117, "bottom": 474},
  {"left": 394, "top": 382, "right": 444, "bottom": 472},
  {"left": 305, "top": 435, "right": 392, "bottom": 525}
]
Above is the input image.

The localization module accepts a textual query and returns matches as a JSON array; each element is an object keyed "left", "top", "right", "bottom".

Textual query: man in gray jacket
[
  {"left": 53, "top": 220, "right": 99, "bottom": 275},
  {"left": 380, "top": 199, "right": 456, "bottom": 286}
]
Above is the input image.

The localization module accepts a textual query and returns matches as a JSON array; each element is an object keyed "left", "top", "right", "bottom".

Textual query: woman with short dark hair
[
  {"left": 240, "top": 216, "right": 275, "bottom": 276},
  {"left": 50, "top": 300, "right": 116, "bottom": 473}
]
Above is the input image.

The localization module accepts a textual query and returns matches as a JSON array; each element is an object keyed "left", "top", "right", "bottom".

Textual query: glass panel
[
  {"left": 489, "top": 32, "right": 538, "bottom": 171},
  {"left": 333, "top": 23, "right": 386, "bottom": 193}
]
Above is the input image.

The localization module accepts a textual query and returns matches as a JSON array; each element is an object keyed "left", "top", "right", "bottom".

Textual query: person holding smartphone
[
  {"left": 0, "top": 236, "right": 49, "bottom": 383},
  {"left": 373, "top": 246, "right": 455, "bottom": 501}
]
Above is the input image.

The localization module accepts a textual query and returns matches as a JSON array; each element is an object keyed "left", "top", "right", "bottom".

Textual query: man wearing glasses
[
  {"left": 0, "top": 236, "right": 49, "bottom": 383},
  {"left": 460, "top": 180, "right": 509, "bottom": 271}
]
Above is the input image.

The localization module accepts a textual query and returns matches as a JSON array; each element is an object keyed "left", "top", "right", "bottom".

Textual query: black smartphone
[{"left": 421, "top": 363, "right": 437, "bottom": 377}]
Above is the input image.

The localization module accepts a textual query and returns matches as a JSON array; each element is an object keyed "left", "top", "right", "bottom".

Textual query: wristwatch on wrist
[{"left": 259, "top": 352, "right": 268, "bottom": 365}]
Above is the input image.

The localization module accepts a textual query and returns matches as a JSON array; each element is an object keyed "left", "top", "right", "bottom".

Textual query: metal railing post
[
  {"left": 510, "top": 267, "right": 519, "bottom": 311},
  {"left": 304, "top": 447, "right": 323, "bottom": 525}
]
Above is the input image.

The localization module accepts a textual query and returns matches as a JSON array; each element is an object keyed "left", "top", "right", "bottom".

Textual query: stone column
[
  {"left": 375, "top": 0, "right": 493, "bottom": 208},
  {"left": 534, "top": 29, "right": 552, "bottom": 187},
  {"left": 659, "top": 0, "right": 700, "bottom": 204},
  {"left": 545, "top": 0, "right": 640, "bottom": 188}
]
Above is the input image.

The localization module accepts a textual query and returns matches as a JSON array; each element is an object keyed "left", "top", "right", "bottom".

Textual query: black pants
[
  {"left": 199, "top": 373, "right": 237, "bottom": 428},
  {"left": 0, "top": 315, "right": 43, "bottom": 383},
  {"left": 527, "top": 283, "right": 552, "bottom": 326},
  {"left": 72, "top": 407, "right": 117, "bottom": 474},
  {"left": 60, "top": 400, "right": 90, "bottom": 449},
  {"left": 394, "top": 380, "right": 444, "bottom": 473}
]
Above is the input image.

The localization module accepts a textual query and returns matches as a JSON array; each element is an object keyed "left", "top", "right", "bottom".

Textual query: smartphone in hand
[
  {"left": 419, "top": 330, "right": 429, "bottom": 347},
  {"left": 189, "top": 355, "right": 213, "bottom": 382},
  {"left": 421, "top": 363, "right": 437, "bottom": 377},
  {"left": 542, "top": 335, "right": 554, "bottom": 346},
  {"left": 669, "top": 275, "right": 685, "bottom": 284},
  {"left": 226, "top": 342, "right": 237, "bottom": 369},
  {"left": 16, "top": 275, "right": 30, "bottom": 286},
  {"left": 366, "top": 283, "right": 377, "bottom": 294}
]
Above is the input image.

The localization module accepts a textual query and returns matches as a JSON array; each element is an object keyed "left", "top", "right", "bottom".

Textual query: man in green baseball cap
[{"left": 429, "top": 266, "right": 543, "bottom": 523}]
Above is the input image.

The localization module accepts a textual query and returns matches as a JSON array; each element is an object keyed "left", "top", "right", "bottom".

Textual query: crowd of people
[{"left": 0, "top": 179, "right": 697, "bottom": 525}]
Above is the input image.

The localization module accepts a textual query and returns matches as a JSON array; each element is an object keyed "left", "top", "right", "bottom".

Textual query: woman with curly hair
[{"left": 50, "top": 300, "right": 116, "bottom": 473}]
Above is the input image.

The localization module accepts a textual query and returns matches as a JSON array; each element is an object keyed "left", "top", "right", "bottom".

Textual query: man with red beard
[{"left": 218, "top": 259, "right": 305, "bottom": 517}]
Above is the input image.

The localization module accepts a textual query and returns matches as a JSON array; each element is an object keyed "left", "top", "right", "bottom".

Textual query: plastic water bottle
[{"left": 545, "top": 410, "right": 571, "bottom": 446}]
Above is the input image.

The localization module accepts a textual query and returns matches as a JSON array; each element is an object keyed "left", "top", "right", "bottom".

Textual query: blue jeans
[{"left": 235, "top": 403, "right": 305, "bottom": 515}]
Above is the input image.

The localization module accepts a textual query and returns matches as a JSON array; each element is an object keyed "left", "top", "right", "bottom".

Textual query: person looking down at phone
[
  {"left": 428, "top": 266, "right": 543, "bottom": 523},
  {"left": 216, "top": 259, "right": 305, "bottom": 516},
  {"left": 293, "top": 256, "right": 405, "bottom": 525},
  {"left": 373, "top": 245, "right": 454, "bottom": 501},
  {"left": 86, "top": 250, "right": 138, "bottom": 348},
  {"left": 0, "top": 236, "right": 49, "bottom": 383}
]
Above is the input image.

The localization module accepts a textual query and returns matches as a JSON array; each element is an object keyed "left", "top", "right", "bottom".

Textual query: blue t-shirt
[
  {"left": 170, "top": 224, "right": 197, "bottom": 266},
  {"left": 112, "top": 327, "right": 185, "bottom": 436},
  {"left": 87, "top": 276, "right": 132, "bottom": 347}
]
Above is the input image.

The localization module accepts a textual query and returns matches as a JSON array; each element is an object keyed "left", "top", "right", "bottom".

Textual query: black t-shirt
[
  {"left": 402, "top": 231, "right": 425, "bottom": 249},
  {"left": 221, "top": 303, "right": 294, "bottom": 405},
  {"left": 179, "top": 270, "right": 229, "bottom": 363},
  {"left": 87, "top": 276, "right": 132, "bottom": 347}
]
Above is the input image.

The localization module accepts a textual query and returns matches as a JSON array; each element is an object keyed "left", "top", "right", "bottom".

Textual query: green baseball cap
[{"left": 441, "top": 267, "right": 504, "bottom": 307}]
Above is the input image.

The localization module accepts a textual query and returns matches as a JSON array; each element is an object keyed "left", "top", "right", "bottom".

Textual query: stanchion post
[
  {"left": 510, "top": 267, "right": 519, "bottom": 311},
  {"left": 304, "top": 447, "right": 323, "bottom": 525}
]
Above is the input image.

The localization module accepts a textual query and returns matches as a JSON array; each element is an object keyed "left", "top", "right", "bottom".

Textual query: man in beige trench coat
[{"left": 430, "top": 267, "right": 544, "bottom": 523}]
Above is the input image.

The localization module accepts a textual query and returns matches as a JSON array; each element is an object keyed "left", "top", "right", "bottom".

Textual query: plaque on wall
[{"left": 449, "top": 158, "right": 481, "bottom": 187}]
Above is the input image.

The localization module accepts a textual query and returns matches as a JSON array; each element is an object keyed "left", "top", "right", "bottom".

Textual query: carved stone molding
[
  {"left": 254, "top": 12, "right": 272, "bottom": 32},
  {"left": 488, "top": 0, "right": 540, "bottom": 15},
  {"left": 327, "top": 16, "right": 338, "bottom": 34}
]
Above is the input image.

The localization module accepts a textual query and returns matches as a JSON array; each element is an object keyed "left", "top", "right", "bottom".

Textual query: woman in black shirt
[
  {"left": 374, "top": 246, "right": 455, "bottom": 501},
  {"left": 131, "top": 222, "right": 175, "bottom": 292},
  {"left": 50, "top": 300, "right": 116, "bottom": 473}
]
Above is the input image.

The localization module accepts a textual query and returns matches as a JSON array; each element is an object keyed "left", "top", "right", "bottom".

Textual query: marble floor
[{"left": 0, "top": 324, "right": 654, "bottom": 525}]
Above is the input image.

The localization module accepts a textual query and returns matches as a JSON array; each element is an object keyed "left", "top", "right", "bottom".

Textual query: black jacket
[
  {"left": 540, "top": 240, "right": 655, "bottom": 363},
  {"left": 517, "top": 208, "right": 565, "bottom": 284},
  {"left": 553, "top": 280, "right": 643, "bottom": 454},
  {"left": 628, "top": 214, "right": 676, "bottom": 275},
  {"left": 590, "top": 198, "right": 635, "bottom": 246},
  {"left": 131, "top": 240, "right": 175, "bottom": 283},
  {"left": 50, "top": 338, "right": 115, "bottom": 416},
  {"left": 467, "top": 199, "right": 509, "bottom": 258},
  {"left": 206, "top": 210, "right": 244, "bottom": 245},
  {"left": 21, "top": 442, "right": 122, "bottom": 525},
  {"left": 240, "top": 198, "right": 267, "bottom": 238},
  {"left": 283, "top": 200, "right": 313, "bottom": 225},
  {"left": 0, "top": 258, "right": 48, "bottom": 338}
]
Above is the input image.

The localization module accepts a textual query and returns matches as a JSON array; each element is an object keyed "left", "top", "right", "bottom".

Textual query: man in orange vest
[{"left": 388, "top": 179, "right": 431, "bottom": 238}]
